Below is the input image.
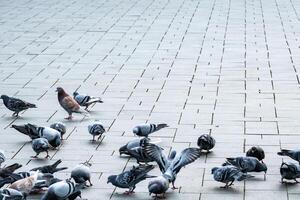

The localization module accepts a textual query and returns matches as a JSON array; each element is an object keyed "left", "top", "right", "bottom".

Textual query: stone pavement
[{"left": 1, "top": 0, "right": 300, "bottom": 199}]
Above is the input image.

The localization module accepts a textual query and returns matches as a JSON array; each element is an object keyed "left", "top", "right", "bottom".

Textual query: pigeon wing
[
  {"left": 142, "top": 143, "right": 168, "bottom": 173},
  {"left": 171, "top": 148, "right": 201, "bottom": 174},
  {"left": 61, "top": 96, "right": 80, "bottom": 112}
]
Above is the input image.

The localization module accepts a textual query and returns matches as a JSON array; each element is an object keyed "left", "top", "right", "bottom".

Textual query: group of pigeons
[
  {"left": 109, "top": 124, "right": 216, "bottom": 198},
  {"left": 1, "top": 88, "right": 300, "bottom": 199},
  {"left": 0, "top": 155, "right": 93, "bottom": 200}
]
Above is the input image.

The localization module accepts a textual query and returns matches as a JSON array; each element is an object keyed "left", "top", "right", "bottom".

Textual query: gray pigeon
[
  {"left": 71, "top": 162, "right": 92, "bottom": 186},
  {"left": 34, "top": 126, "right": 61, "bottom": 148},
  {"left": 143, "top": 143, "right": 201, "bottom": 189},
  {"left": 31, "top": 159, "right": 68, "bottom": 174},
  {"left": 41, "top": 180, "right": 83, "bottom": 200},
  {"left": 278, "top": 149, "right": 300, "bottom": 164},
  {"left": 0, "top": 95, "right": 36, "bottom": 117},
  {"left": 212, "top": 166, "right": 254, "bottom": 188},
  {"left": 280, "top": 162, "right": 300, "bottom": 183},
  {"left": 88, "top": 122, "right": 105, "bottom": 141},
  {"left": 119, "top": 138, "right": 150, "bottom": 156},
  {"left": 133, "top": 123, "right": 168, "bottom": 137},
  {"left": 0, "top": 188, "right": 26, "bottom": 199},
  {"left": 73, "top": 91, "right": 103, "bottom": 110},
  {"left": 223, "top": 157, "right": 267, "bottom": 180},
  {"left": 50, "top": 122, "right": 66, "bottom": 139},
  {"left": 148, "top": 175, "right": 169, "bottom": 198},
  {"left": 122, "top": 138, "right": 155, "bottom": 164},
  {"left": 107, "top": 165, "right": 155, "bottom": 194},
  {"left": 197, "top": 134, "right": 216, "bottom": 152},
  {"left": 11, "top": 124, "right": 40, "bottom": 140},
  {"left": 31, "top": 138, "right": 50, "bottom": 158},
  {"left": 11, "top": 124, "right": 61, "bottom": 148},
  {"left": 0, "top": 150, "right": 5, "bottom": 167},
  {"left": 246, "top": 146, "right": 265, "bottom": 162}
]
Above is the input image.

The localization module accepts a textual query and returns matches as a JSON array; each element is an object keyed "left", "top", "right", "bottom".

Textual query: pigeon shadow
[{"left": 212, "top": 186, "right": 241, "bottom": 193}]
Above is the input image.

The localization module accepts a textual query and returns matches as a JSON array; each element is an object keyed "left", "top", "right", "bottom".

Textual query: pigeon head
[
  {"left": 107, "top": 175, "right": 117, "bottom": 184},
  {"left": 133, "top": 127, "right": 140, "bottom": 135},
  {"left": 50, "top": 122, "right": 66, "bottom": 135},
  {"left": 256, "top": 162, "right": 268, "bottom": 173},
  {"left": 211, "top": 167, "right": 219, "bottom": 174},
  {"left": 119, "top": 145, "right": 128, "bottom": 155},
  {"left": 0, "top": 95, "right": 8, "bottom": 101},
  {"left": 56, "top": 87, "right": 67, "bottom": 96}
]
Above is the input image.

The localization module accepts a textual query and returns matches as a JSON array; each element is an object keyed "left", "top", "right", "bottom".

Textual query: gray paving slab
[{"left": 1, "top": 0, "right": 300, "bottom": 199}]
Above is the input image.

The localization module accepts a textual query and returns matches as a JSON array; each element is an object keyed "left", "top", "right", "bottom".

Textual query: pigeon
[
  {"left": 197, "top": 134, "right": 216, "bottom": 152},
  {"left": 246, "top": 146, "right": 265, "bottom": 162},
  {"left": 11, "top": 124, "right": 61, "bottom": 148},
  {"left": 31, "top": 138, "right": 50, "bottom": 158},
  {"left": 212, "top": 166, "right": 254, "bottom": 188},
  {"left": 0, "top": 150, "right": 5, "bottom": 167},
  {"left": 73, "top": 91, "right": 103, "bottom": 111},
  {"left": 9, "top": 171, "right": 42, "bottom": 194},
  {"left": 56, "top": 87, "right": 89, "bottom": 120},
  {"left": 143, "top": 143, "right": 201, "bottom": 189},
  {"left": 41, "top": 180, "right": 83, "bottom": 200},
  {"left": 0, "top": 163, "right": 22, "bottom": 178},
  {"left": 0, "top": 188, "right": 26, "bottom": 199},
  {"left": 107, "top": 165, "right": 155, "bottom": 194},
  {"left": 148, "top": 175, "right": 169, "bottom": 198},
  {"left": 0, "top": 171, "right": 55, "bottom": 189},
  {"left": 119, "top": 138, "right": 149, "bottom": 156},
  {"left": 30, "top": 159, "right": 67, "bottom": 174},
  {"left": 88, "top": 121, "right": 105, "bottom": 141},
  {"left": 133, "top": 123, "right": 168, "bottom": 137},
  {"left": 50, "top": 122, "right": 67, "bottom": 139},
  {"left": 11, "top": 124, "right": 40, "bottom": 140},
  {"left": 71, "top": 162, "right": 92, "bottom": 187},
  {"left": 0, "top": 95, "right": 36, "bottom": 117},
  {"left": 122, "top": 138, "right": 155, "bottom": 164},
  {"left": 32, "top": 126, "right": 61, "bottom": 148},
  {"left": 278, "top": 149, "right": 300, "bottom": 164},
  {"left": 223, "top": 157, "right": 267, "bottom": 180},
  {"left": 280, "top": 162, "right": 300, "bottom": 183}
]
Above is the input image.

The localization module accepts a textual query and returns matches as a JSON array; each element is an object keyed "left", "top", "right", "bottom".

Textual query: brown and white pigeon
[{"left": 56, "top": 87, "right": 89, "bottom": 120}]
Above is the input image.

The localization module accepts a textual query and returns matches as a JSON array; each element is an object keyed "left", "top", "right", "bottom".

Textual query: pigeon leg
[
  {"left": 264, "top": 173, "right": 266, "bottom": 181},
  {"left": 91, "top": 135, "right": 95, "bottom": 142},
  {"left": 65, "top": 115, "right": 73, "bottom": 120},
  {"left": 228, "top": 181, "right": 234, "bottom": 186},
  {"left": 171, "top": 181, "right": 178, "bottom": 190},
  {"left": 45, "top": 151, "right": 50, "bottom": 159},
  {"left": 221, "top": 182, "right": 230, "bottom": 189},
  {"left": 31, "top": 153, "right": 39, "bottom": 158},
  {"left": 12, "top": 112, "right": 16, "bottom": 117},
  {"left": 124, "top": 191, "right": 132, "bottom": 195},
  {"left": 88, "top": 179, "right": 93, "bottom": 186}
]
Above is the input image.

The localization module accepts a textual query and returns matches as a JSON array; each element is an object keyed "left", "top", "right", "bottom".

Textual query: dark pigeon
[
  {"left": 107, "top": 165, "right": 155, "bottom": 194},
  {"left": 0, "top": 95, "right": 36, "bottom": 117},
  {"left": 212, "top": 166, "right": 253, "bottom": 188}
]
